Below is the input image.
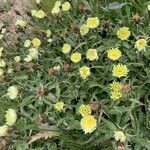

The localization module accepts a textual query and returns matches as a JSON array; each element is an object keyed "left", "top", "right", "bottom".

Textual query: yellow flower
[
  {"left": 86, "top": 17, "right": 99, "bottom": 29},
  {"left": 71, "top": 52, "right": 81, "bottom": 63},
  {"left": 0, "top": 59, "right": 6, "bottom": 67},
  {"left": 107, "top": 48, "right": 122, "bottom": 61},
  {"left": 114, "top": 131, "right": 126, "bottom": 142},
  {"left": 117, "top": 26, "right": 131, "bottom": 40},
  {"left": 32, "top": 38, "right": 41, "bottom": 48},
  {"left": 36, "top": 0, "right": 40, "bottom": 4},
  {"left": 35, "top": 10, "right": 46, "bottom": 19},
  {"left": 24, "top": 55, "right": 33, "bottom": 62},
  {"left": 46, "top": 30, "right": 51, "bottom": 38},
  {"left": 5, "top": 109, "right": 17, "bottom": 126},
  {"left": 79, "top": 66, "right": 90, "bottom": 79},
  {"left": 148, "top": 5, "right": 150, "bottom": 11},
  {"left": 86, "top": 49, "right": 98, "bottom": 61},
  {"left": 15, "top": 20, "right": 27, "bottom": 27},
  {"left": 80, "top": 115, "right": 97, "bottom": 134},
  {"left": 80, "top": 24, "right": 89, "bottom": 36},
  {"left": 14, "top": 56, "right": 21, "bottom": 63},
  {"left": 29, "top": 48, "right": 38, "bottom": 59},
  {"left": 51, "top": 6, "right": 61, "bottom": 15},
  {"left": 62, "top": 2, "right": 71, "bottom": 12},
  {"left": 31, "top": 9, "right": 37, "bottom": 17},
  {"left": 7, "top": 68, "right": 14, "bottom": 74},
  {"left": 0, "top": 68, "right": 4, "bottom": 76},
  {"left": 24, "top": 39, "right": 31, "bottom": 48},
  {"left": 78, "top": 104, "right": 91, "bottom": 117},
  {"left": 7, "top": 86, "right": 19, "bottom": 99},
  {"left": 54, "top": 101, "right": 64, "bottom": 111},
  {"left": 135, "top": 39, "right": 147, "bottom": 51},
  {"left": 62, "top": 44, "right": 71, "bottom": 54},
  {"left": 110, "top": 81, "right": 123, "bottom": 91},
  {"left": 55, "top": 1, "right": 61, "bottom": 7},
  {"left": 0, "top": 125, "right": 9, "bottom": 137},
  {"left": 110, "top": 91, "right": 122, "bottom": 100},
  {"left": 112, "top": 64, "right": 129, "bottom": 78}
]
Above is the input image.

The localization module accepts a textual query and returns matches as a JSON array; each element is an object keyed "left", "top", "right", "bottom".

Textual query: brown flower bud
[
  {"left": 0, "top": 75, "right": 5, "bottom": 82},
  {"left": 100, "top": 20, "right": 109, "bottom": 28},
  {"left": 35, "top": 115, "right": 44, "bottom": 125},
  {"left": 48, "top": 68, "right": 57, "bottom": 76},
  {"left": 37, "top": 89, "right": 45, "bottom": 97},
  {"left": 62, "top": 63, "right": 70, "bottom": 72},
  {"left": 132, "top": 13, "right": 141, "bottom": 24},
  {"left": 123, "top": 84, "right": 132, "bottom": 93},
  {"left": 90, "top": 100, "right": 100, "bottom": 112}
]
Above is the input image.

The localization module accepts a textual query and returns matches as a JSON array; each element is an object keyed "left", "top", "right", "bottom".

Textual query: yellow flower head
[
  {"left": 110, "top": 81, "right": 123, "bottom": 91},
  {"left": 71, "top": 52, "right": 82, "bottom": 63},
  {"left": 80, "top": 115, "right": 97, "bottom": 134},
  {"left": 7, "top": 86, "right": 19, "bottom": 100},
  {"left": 78, "top": 104, "right": 91, "bottom": 117},
  {"left": 24, "top": 39, "right": 31, "bottom": 48},
  {"left": 79, "top": 66, "right": 90, "bottom": 79},
  {"left": 62, "top": 2, "right": 71, "bottom": 12},
  {"left": 0, "top": 68, "right": 4, "bottom": 76},
  {"left": 110, "top": 91, "right": 122, "bottom": 100},
  {"left": 80, "top": 24, "right": 89, "bottom": 36},
  {"left": 148, "top": 5, "right": 150, "bottom": 11},
  {"left": 31, "top": 9, "right": 37, "bottom": 16},
  {"left": 112, "top": 64, "right": 129, "bottom": 78},
  {"left": 54, "top": 101, "right": 64, "bottom": 111},
  {"left": 0, "top": 125, "right": 9, "bottom": 137},
  {"left": 107, "top": 48, "right": 122, "bottom": 61},
  {"left": 62, "top": 44, "right": 71, "bottom": 54},
  {"left": 87, "top": 17, "right": 99, "bottom": 29},
  {"left": 46, "top": 30, "right": 51, "bottom": 38},
  {"left": 24, "top": 55, "right": 33, "bottom": 62},
  {"left": 32, "top": 38, "right": 41, "bottom": 48},
  {"left": 86, "top": 49, "right": 98, "bottom": 61},
  {"left": 29, "top": 48, "right": 38, "bottom": 59},
  {"left": 117, "top": 27, "right": 131, "bottom": 40},
  {"left": 0, "top": 59, "right": 6, "bottom": 68},
  {"left": 114, "top": 131, "right": 126, "bottom": 142},
  {"left": 5, "top": 109, "right": 17, "bottom": 126},
  {"left": 51, "top": 6, "right": 61, "bottom": 15},
  {"left": 135, "top": 39, "right": 147, "bottom": 51},
  {"left": 15, "top": 20, "right": 27, "bottom": 27},
  {"left": 35, "top": 10, "right": 46, "bottom": 19},
  {"left": 55, "top": 1, "right": 61, "bottom": 7},
  {"left": 14, "top": 56, "right": 21, "bottom": 63}
]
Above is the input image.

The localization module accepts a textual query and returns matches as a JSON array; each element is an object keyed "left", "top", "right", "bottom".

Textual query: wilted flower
[
  {"left": 7, "top": 67, "right": 14, "bottom": 74},
  {"left": 46, "top": 30, "right": 51, "bottom": 38},
  {"left": 5, "top": 109, "right": 17, "bottom": 126},
  {"left": 80, "top": 115, "right": 97, "bottom": 134},
  {"left": 7, "top": 86, "right": 19, "bottom": 99},
  {"left": 51, "top": 6, "right": 61, "bottom": 15},
  {"left": 29, "top": 48, "right": 38, "bottom": 59},
  {"left": 24, "top": 55, "right": 33, "bottom": 62}
]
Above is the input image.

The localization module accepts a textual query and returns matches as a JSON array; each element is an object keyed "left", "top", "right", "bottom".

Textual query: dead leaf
[{"left": 28, "top": 131, "right": 49, "bottom": 145}]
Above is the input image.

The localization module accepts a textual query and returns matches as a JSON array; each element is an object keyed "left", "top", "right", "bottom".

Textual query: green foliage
[{"left": 0, "top": 0, "right": 150, "bottom": 150}]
